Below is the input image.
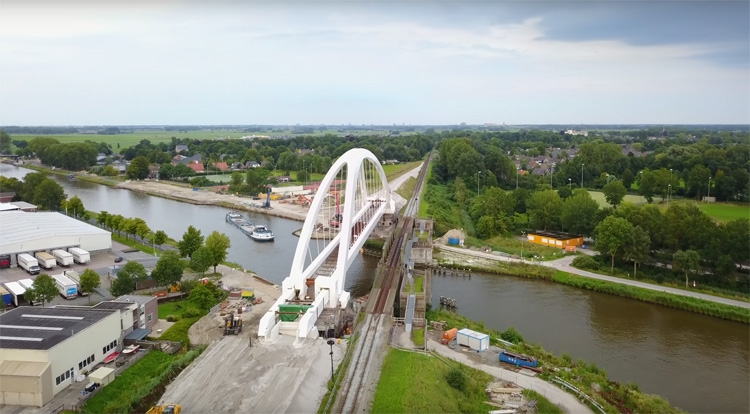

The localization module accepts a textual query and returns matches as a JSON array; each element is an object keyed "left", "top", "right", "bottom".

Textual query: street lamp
[
  {"left": 668, "top": 184, "right": 671, "bottom": 205},
  {"left": 580, "top": 163, "right": 585, "bottom": 189},
  {"left": 327, "top": 339, "right": 335, "bottom": 382},
  {"left": 520, "top": 231, "right": 526, "bottom": 260},
  {"left": 568, "top": 178, "right": 572, "bottom": 190},
  {"left": 477, "top": 171, "right": 481, "bottom": 194},
  {"left": 516, "top": 168, "right": 519, "bottom": 190}
]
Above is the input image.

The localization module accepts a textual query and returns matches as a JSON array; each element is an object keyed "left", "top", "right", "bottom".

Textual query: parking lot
[{"left": 1, "top": 242, "right": 160, "bottom": 306}]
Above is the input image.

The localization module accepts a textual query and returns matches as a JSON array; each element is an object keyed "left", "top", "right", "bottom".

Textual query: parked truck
[
  {"left": 3, "top": 282, "right": 26, "bottom": 307},
  {"left": 18, "top": 279, "right": 41, "bottom": 305},
  {"left": 68, "top": 247, "right": 90, "bottom": 264},
  {"left": 63, "top": 270, "right": 89, "bottom": 296},
  {"left": 35, "top": 252, "right": 57, "bottom": 270},
  {"left": 52, "top": 249, "right": 74, "bottom": 267},
  {"left": 52, "top": 273, "right": 78, "bottom": 299},
  {"left": 18, "top": 253, "right": 40, "bottom": 275}
]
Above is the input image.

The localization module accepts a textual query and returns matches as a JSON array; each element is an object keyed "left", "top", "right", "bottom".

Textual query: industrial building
[
  {"left": 0, "top": 307, "right": 120, "bottom": 407},
  {"left": 115, "top": 295, "right": 158, "bottom": 332},
  {"left": 0, "top": 211, "right": 111, "bottom": 268},
  {"left": 527, "top": 231, "right": 584, "bottom": 249}
]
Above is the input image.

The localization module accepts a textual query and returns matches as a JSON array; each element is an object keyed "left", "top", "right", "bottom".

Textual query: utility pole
[
  {"left": 516, "top": 168, "right": 519, "bottom": 190},
  {"left": 477, "top": 171, "right": 481, "bottom": 194},
  {"left": 580, "top": 163, "right": 584, "bottom": 189},
  {"left": 568, "top": 178, "right": 572, "bottom": 190},
  {"left": 707, "top": 176, "right": 712, "bottom": 200}
]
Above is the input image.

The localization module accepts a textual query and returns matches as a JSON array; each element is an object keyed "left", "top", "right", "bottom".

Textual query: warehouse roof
[
  {"left": 116, "top": 295, "right": 157, "bottom": 305},
  {"left": 0, "top": 211, "right": 110, "bottom": 245},
  {"left": 0, "top": 307, "right": 117, "bottom": 350},
  {"left": 93, "top": 301, "right": 137, "bottom": 311}
]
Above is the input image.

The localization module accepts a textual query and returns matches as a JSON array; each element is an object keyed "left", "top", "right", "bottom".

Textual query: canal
[{"left": 2, "top": 163, "right": 748, "bottom": 413}]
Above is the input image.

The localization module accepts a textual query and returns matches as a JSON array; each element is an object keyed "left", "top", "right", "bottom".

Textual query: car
[{"left": 114, "top": 256, "right": 123, "bottom": 263}]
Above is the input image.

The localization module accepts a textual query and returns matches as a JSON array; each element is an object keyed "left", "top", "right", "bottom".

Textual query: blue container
[{"left": 448, "top": 237, "right": 460, "bottom": 245}]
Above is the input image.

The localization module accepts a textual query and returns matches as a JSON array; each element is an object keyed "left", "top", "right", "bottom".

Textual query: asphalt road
[{"left": 436, "top": 244, "right": 750, "bottom": 309}]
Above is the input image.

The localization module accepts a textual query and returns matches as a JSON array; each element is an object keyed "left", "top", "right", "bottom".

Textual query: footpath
[{"left": 435, "top": 244, "right": 750, "bottom": 309}]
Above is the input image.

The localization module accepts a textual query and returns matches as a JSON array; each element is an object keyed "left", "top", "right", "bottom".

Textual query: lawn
[
  {"left": 157, "top": 299, "right": 191, "bottom": 319},
  {"left": 698, "top": 202, "right": 749, "bottom": 222},
  {"left": 412, "top": 328, "right": 424, "bottom": 346},
  {"left": 371, "top": 349, "right": 493, "bottom": 414},
  {"left": 382, "top": 160, "right": 422, "bottom": 182},
  {"left": 588, "top": 190, "right": 647, "bottom": 207},
  {"left": 396, "top": 176, "right": 417, "bottom": 200},
  {"left": 465, "top": 235, "right": 566, "bottom": 261}
]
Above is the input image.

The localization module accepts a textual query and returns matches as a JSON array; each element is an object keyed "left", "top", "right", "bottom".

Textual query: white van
[{"left": 18, "top": 253, "right": 40, "bottom": 275}]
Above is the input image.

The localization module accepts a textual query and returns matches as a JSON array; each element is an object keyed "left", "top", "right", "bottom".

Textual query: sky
[{"left": 1, "top": 0, "right": 748, "bottom": 126}]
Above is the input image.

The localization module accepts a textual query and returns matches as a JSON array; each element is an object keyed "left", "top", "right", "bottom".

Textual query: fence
[{"left": 551, "top": 376, "right": 607, "bottom": 414}]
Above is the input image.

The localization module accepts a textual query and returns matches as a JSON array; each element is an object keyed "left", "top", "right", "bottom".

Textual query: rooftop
[
  {"left": 93, "top": 301, "right": 137, "bottom": 311},
  {"left": 115, "top": 295, "right": 156, "bottom": 305},
  {"left": 530, "top": 230, "right": 582, "bottom": 239},
  {"left": 0, "top": 211, "right": 110, "bottom": 246},
  {"left": 0, "top": 307, "right": 117, "bottom": 350}
]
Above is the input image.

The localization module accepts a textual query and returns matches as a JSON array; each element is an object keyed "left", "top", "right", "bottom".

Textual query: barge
[{"left": 226, "top": 211, "right": 255, "bottom": 236}]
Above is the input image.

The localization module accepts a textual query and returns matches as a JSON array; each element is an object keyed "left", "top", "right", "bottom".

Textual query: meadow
[
  {"left": 587, "top": 190, "right": 647, "bottom": 207},
  {"left": 698, "top": 202, "right": 749, "bottom": 222}
]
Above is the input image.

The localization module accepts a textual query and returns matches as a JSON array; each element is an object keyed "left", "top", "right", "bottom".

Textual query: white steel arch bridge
[{"left": 258, "top": 148, "right": 394, "bottom": 340}]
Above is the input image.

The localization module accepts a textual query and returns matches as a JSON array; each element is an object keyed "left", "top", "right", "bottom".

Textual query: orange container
[{"left": 442, "top": 328, "right": 458, "bottom": 342}]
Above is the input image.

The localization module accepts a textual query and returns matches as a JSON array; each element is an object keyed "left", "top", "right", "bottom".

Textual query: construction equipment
[
  {"left": 297, "top": 194, "right": 312, "bottom": 207},
  {"left": 146, "top": 404, "right": 181, "bottom": 414},
  {"left": 262, "top": 186, "right": 272, "bottom": 209},
  {"left": 224, "top": 311, "right": 243, "bottom": 335},
  {"left": 330, "top": 191, "right": 342, "bottom": 227}
]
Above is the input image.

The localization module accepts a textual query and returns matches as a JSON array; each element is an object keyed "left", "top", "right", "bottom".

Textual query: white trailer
[
  {"left": 456, "top": 328, "right": 490, "bottom": 352},
  {"left": 52, "top": 249, "right": 74, "bottom": 267},
  {"left": 68, "top": 247, "right": 90, "bottom": 264},
  {"left": 63, "top": 270, "right": 89, "bottom": 296},
  {"left": 3, "top": 281, "right": 25, "bottom": 307},
  {"left": 52, "top": 273, "right": 79, "bottom": 299},
  {"left": 18, "top": 253, "right": 41, "bottom": 275},
  {"left": 35, "top": 252, "right": 57, "bottom": 269}
]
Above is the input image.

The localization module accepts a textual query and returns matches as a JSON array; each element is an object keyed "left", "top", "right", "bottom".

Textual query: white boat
[
  {"left": 122, "top": 344, "right": 140, "bottom": 354},
  {"left": 249, "top": 225, "right": 274, "bottom": 242}
]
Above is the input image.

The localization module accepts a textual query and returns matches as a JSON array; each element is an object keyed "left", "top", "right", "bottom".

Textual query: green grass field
[
  {"left": 698, "top": 202, "right": 749, "bottom": 222},
  {"left": 382, "top": 160, "right": 422, "bottom": 182},
  {"left": 371, "top": 349, "right": 493, "bottom": 414},
  {"left": 157, "top": 299, "right": 191, "bottom": 319},
  {"left": 588, "top": 190, "right": 647, "bottom": 207}
]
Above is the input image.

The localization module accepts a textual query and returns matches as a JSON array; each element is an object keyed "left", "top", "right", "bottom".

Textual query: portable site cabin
[
  {"left": 456, "top": 328, "right": 490, "bottom": 352},
  {"left": 88, "top": 367, "right": 115, "bottom": 387},
  {"left": 526, "top": 231, "right": 584, "bottom": 249}
]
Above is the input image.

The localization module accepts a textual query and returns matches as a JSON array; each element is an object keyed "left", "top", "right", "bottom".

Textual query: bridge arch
[{"left": 259, "top": 148, "right": 393, "bottom": 340}]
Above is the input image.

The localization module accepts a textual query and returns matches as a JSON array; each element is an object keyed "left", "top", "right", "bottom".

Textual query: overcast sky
[{"left": 1, "top": 1, "right": 748, "bottom": 126}]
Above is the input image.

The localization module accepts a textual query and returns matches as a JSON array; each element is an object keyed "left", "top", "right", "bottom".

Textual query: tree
[
  {"left": 101, "top": 165, "right": 119, "bottom": 177},
  {"left": 595, "top": 216, "right": 634, "bottom": 274},
  {"left": 526, "top": 190, "right": 563, "bottom": 231},
  {"left": 623, "top": 226, "right": 650, "bottom": 278},
  {"left": 561, "top": 190, "right": 600, "bottom": 236},
  {"left": 64, "top": 195, "right": 85, "bottom": 217},
  {"left": 687, "top": 164, "right": 711, "bottom": 200},
  {"left": 154, "top": 230, "right": 168, "bottom": 248},
  {"left": 151, "top": 250, "right": 184, "bottom": 287},
  {"left": 97, "top": 210, "right": 110, "bottom": 228},
  {"left": 0, "top": 130, "right": 11, "bottom": 153},
  {"left": 188, "top": 284, "right": 214, "bottom": 310},
  {"left": 31, "top": 274, "right": 59, "bottom": 306},
  {"left": 32, "top": 179, "right": 66, "bottom": 211},
  {"left": 673, "top": 249, "right": 701, "bottom": 288},
  {"left": 122, "top": 218, "right": 137, "bottom": 240},
  {"left": 205, "top": 231, "right": 231, "bottom": 273},
  {"left": 110, "top": 271, "right": 135, "bottom": 297},
  {"left": 119, "top": 261, "right": 149, "bottom": 283},
  {"left": 190, "top": 247, "right": 213, "bottom": 275},
  {"left": 126, "top": 156, "right": 151, "bottom": 180},
  {"left": 603, "top": 180, "right": 627, "bottom": 208},
  {"left": 178, "top": 225, "right": 204, "bottom": 258},
  {"left": 638, "top": 169, "right": 657, "bottom": 203},
  {"left": 557, "top": 186, "right": 572, "bottom": 200},
  {"left": 136, "top": 220, "right": 151, "bottom": 240},
  {"left": 79, "top": 269, "right": 101, "bottom": 304}
]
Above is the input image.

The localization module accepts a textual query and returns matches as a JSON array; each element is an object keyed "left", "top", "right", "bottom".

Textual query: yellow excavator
[{"left": 146, "top": 404, "right": 181, "bottom": 414}]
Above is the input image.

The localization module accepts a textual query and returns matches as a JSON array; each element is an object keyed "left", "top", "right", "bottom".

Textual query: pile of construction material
[{"left": 485, "top": 381, "right": 537, "bottom": 413}]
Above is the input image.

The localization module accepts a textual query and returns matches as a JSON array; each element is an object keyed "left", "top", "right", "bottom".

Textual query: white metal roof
[
  {"left": 4, "top": 282, "right": 25, "bottom": 295},
  {"left": 0, "top": 203, "right": 19, "bottom": 211},
  {"left": 0, "top": 211, "right": 110, "bottom": 245},
  {"left": 457, "top": 328, "right": 490, "bottom": 339}
]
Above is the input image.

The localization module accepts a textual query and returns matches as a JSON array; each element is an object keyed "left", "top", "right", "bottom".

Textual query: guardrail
[{"left": 552, "top": 376, "right": 607, "bottom": 414}]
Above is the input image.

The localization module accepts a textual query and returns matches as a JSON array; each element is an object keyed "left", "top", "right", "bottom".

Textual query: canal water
[{"left": 2, "top": 164, "right": 748, "bottom": 413}]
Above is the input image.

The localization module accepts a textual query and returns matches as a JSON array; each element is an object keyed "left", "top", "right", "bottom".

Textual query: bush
[
  {"left": 572, "top": 255, "right": 600, "bottom": 271},
  {"left": 446, "top": 367, "right": 465, "bottom": 391},
  {"left": 501, "top": 326, "right": 525, "bottom": 344},
  {"left": 182, "top": 307, "right": 203, "bottom": 318},
  {"left": 166, "top": 315, "right": 180, "bottom": 322}
]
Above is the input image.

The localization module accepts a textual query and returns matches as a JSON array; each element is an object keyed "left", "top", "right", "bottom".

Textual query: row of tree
[{"left": 0, "top": 172, "right": 66, "bottom": 211}]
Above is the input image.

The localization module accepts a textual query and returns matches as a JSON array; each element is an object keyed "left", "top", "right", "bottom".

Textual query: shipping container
[
  {"left": 4, "top": 282, "right": 25, "bottom": 307},
  {"left": 456, "top": 328, "right": 490, "bottom": 352},
  {"left": 0, "top": 286, "right": 12, "bottom": 306}
]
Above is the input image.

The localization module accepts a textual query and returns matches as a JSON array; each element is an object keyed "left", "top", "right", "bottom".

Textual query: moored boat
[
  {"left": 226, "top": 212, "right": 255, "bottom": 236},
  {"left": 249, "top": 225, "right": 274, "bottom": 242},
  {"left": 103, "top": 351, "right": 120, "bottom": 363},
  {"left": 122, "top": 344, "right": 140, "bottom": 354}
]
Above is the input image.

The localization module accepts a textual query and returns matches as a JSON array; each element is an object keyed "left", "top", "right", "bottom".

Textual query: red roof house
[
  {"left": 186, "top": 161, "right": 204, "bottom": 173},
  {"left": 211, "top": 162, "right": 229, "bottom": 171}
]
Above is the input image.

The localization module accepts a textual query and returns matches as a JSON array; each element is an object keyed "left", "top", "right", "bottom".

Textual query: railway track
[{"left": 334, "top": 153, "right": 432, "bottom": 413}]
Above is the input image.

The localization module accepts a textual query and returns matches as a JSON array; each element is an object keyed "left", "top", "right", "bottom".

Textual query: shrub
[
  {"left": 166, "top": 315, "right": 180, "bottom": 322},
  {"left": 182, "top": 307, "right": 203, "bottom": 318},
  {"left": 446, "top": 367, "right": 465, "bottom": 391},
  {"left": 501, "top": 326, "right": 525, "bottom": 344},
  {"left": 572, "top": 255, "right": 600, "bottom": 270}
]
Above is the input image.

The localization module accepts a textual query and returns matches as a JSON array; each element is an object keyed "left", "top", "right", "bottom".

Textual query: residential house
[
  {"left": 115, "top": 295, "right": 158, "bottom": 331},
  {"left": 245, "top": 161, "right": 260, "bottom": 169},
  {"left": 231, "top": 162, "right": 246, "bottom": 170},
  {"left": 148, "top": 165, "right": 159, "bottom": 179},
  {"left": 211, "top": 162, "right": 229, "bottom": 172},
  {"left": 172, "top": 154, "right": 203, "bottom": 166},
  {"left": 175, "top": 144, "right": 188, "bottom": 153},
  {"left": 95, "top": 153, "right": 108, "bottom": 165},
  {"left": 186, "top": 161, "right": 205, "bottom": 173},
  {"left": 274, "top": 175, "right": 291, "bottom": 183},
  {"left": 0, "top": 192, "right": 15, "bottom": 203}
]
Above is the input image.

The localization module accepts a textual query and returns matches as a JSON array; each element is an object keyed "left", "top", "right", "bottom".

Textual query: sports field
[
  {"left": 587, "top": 191, "right": 647, "bottom": 207},
  {"left": 698, "top": 202, "right": 749, "bottom": 222}
]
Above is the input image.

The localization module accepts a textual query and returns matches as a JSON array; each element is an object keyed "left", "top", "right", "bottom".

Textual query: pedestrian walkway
[{"left": 436, "top": 245, "right": 750, "bottom": 309}]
